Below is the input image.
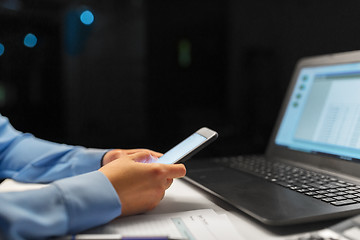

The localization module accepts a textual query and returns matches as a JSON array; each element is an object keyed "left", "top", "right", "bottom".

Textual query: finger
[
  {"left": 148, "top": 151, "right": 163, "bottom": 158},
  {"left": 102, "top": 150, "right": 127, "bottom": 164},
  {"left": 162, "top": 164, "right": 187, "bottom": 178},
  {"left": 160, "top": 190, "right": 166, "bottom": 200},
  {"left": 123, "top": 149, "right": 163, "bottom": 158},
  {"left": 165, "top": 178, "right": 173, "bottom": 189},
  {"left": 128, "top": 151, "right": 155, "bottom": 163}
]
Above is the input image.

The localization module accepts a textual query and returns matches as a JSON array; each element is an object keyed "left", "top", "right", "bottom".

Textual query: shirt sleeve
[
  {"left": 0, "top": 114, "right": 108, "bottom": 183},
  {"left": 0, "top": 171, "right": 122, "bottom": 240}
]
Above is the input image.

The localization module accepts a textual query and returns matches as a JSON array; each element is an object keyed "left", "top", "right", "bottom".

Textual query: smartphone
[{"left": 156, "top": 127, "right": 218, "bottom": 164}]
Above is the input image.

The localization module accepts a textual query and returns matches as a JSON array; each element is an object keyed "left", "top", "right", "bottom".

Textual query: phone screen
[{"left": 157, "top": 133, "right": 207, "bottom": 164}]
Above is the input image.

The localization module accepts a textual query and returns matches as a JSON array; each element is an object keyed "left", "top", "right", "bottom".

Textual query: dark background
[{"left": 1, "top": 0, "right": 359, "bottom": 158}]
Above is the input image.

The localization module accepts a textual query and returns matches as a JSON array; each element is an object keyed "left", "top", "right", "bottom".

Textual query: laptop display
[{"left": 276, "top": 62, "right": 360, "bottom": 161}]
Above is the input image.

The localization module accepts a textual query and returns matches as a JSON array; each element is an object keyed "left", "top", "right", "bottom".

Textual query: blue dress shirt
[{"left": 0, "top": 115, "right": 122, "bottom": 239}]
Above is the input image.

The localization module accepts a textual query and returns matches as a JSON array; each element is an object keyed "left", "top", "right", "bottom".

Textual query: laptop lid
[{"left": 267, "top": 50, "right": 360, "bottom": 179}]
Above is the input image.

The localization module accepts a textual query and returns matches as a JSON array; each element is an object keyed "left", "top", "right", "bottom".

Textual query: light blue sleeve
[
  {"left": 0, "top": 171, "right": 122, "bottom": 240},
  {"left": 0, "top": 114, "right": 108, "bottom": 183}
]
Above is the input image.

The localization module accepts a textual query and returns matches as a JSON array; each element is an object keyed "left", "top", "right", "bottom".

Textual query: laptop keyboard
[{"left": 213, "top": 155, "right": 360, "bottom": 207}]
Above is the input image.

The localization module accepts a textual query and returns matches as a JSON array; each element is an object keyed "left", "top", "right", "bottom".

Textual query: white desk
[
  {"left": 150, "top": 178, "right": 342, "bottom": 240},
  {"left": 0, "top": 178, "right": 341, "bottom": 239}
]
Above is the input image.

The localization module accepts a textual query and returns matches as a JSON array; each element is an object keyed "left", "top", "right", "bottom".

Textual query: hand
[
  {"left": 102, "top": 149, "right": 163, "bottom": 166},
  {"left": 99, "top": 151, "right": 186, "bottom": 216}
]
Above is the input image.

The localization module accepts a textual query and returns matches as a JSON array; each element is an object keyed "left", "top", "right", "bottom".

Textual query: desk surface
[
  {"left": 0, "top": 177, "right": 342, "bottom": 239},
  {"left": 153, "top": 178, "right": 342, "bottom": 240}
]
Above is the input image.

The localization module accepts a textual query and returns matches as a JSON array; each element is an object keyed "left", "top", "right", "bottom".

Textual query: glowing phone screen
[{"left": 157, "top": 133, "right": 207, "bottom": 164}]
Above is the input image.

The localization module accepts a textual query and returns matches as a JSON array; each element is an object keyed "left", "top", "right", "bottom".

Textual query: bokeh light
[
  {"left": 0, "top": 43, "right": 4, "bottom": 56},
  {"left": 80, "top": 10, "right": 94, "bottom": 25},
  {"left": 24, "top": 33, "right": 37, "bottom": 48}
]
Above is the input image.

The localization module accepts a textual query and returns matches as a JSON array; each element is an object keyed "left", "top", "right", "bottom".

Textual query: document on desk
[
  {"left": 0, "top": 179, "right": 46, "bottom": 192},
  {"left": 84, "top": 209, "right": 245, "bottom": 240}
]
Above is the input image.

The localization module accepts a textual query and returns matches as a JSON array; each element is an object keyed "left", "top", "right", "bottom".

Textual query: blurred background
[{"left": 1, "top": 0, "right": 360, "bottom": 158}]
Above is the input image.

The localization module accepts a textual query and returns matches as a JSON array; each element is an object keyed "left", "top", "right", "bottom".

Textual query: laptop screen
[{"left": 275, "top": 62, "right": 360, "bottom": 162}]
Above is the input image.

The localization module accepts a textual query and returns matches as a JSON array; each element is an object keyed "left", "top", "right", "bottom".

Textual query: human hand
[
  {"left": 102, "top": 149, "right": 163, "bottom": 166},
  {"left": 99, "top": 151, "right": 186, "bottom": 216}
]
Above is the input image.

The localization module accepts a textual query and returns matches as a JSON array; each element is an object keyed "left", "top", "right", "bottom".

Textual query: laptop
[{"left": 185, "top": 50, "right": 360, "bottom": 226}]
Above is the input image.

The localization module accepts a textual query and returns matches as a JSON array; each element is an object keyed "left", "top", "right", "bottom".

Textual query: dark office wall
[
  {"left": 0, "top": 2, "right": 64, "bottom": 142},
  {"left": 2, "top": 0, "right": 360, "bottom": 157},
  {"left": 145, "top": 0, "right": 227, "bottom": 154},
  {"left": 0, "top": 0, "right": 148, "bottom": 149},
  {"left": 62, "top": 1, "right": 148, "bottom": 148},
  {"left": 224, "top": 0, "right": 360, "bottom": 155}
]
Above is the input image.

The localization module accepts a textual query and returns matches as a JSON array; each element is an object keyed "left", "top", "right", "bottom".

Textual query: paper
[
  {"left": 84, "top": 209, "right": 245, "bottom": 240},
  {"left": 343, "top": 227, "right": 360, "bottom": 240},
  {"left": 0, "top": 179, "right": 46, "bottom": 192}
]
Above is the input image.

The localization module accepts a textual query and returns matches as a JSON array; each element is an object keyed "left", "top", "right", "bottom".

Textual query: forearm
[
  {"left": 0, "top": 115, "right": 107, "bottom": 182},
  {"left": 0, "top": 171, "right": 121, "bottom": 240},
  {"left": 0, "top": 135, "right": 107, "bottom": 182}
]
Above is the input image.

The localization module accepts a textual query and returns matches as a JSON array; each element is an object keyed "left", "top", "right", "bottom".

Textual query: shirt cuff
[
  {"left": 72, "top": 148, "right": 108, "bottom": 175},
  {"left": 52, "top": 171, "right": 121, "bottom": 234}
]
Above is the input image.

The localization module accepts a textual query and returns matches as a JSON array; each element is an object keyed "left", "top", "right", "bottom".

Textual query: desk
[
  {"left": 0, "top": 178, "right": 342, "bottom": 239},
  {"left": 149, "top": 178, "right": 342, "bottom": 240}
]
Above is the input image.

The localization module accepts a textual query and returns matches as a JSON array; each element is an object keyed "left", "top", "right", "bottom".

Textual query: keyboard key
[
  {"left": 313, "top": 195, "right": 325, "bottom": 199},
  {"left": 323, "top": 183, "right": 338, "bottom": 189},
  {"left": 309, "top": 183, "right": 323, "bottom": 188},
  {"left": 335, "top": 183, "right": 347, "bottom": 187},
  {"left": 331, "top": 199, "right": 357, "bottom": 206},
  {"left": 344, "top": 194, "right": 357, "bottom": 199},
  {"left": 334, "top": 196, "right": 346, "bottom": 201},
  {"left": 297, "top": 189, "right": 308, "bottom": 193},
  {"left": 336, "top": 192, "right": 347, "bottom": 196},
  {"left": 324, "top": 193, "right": 337, "bottom": 197},
  {"left": 316, "top": 190, "right": 327, "bottom": 194},
  {"left": 345, "top": 190, "right": 357, "bottom": 194},
  {"left": 321, "top": 198, "right": 335, "bottom": 203}
]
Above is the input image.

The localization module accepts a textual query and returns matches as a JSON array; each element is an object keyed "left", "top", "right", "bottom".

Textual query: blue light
[
  {"left": 80, "top": 10, "right": 94, "bottom": 25},
  {"left": 24, "top": 33, "right": 37, "bottom": 48},
  {"left": 0, "top": 43, "right": 4, "bottom": 56}
]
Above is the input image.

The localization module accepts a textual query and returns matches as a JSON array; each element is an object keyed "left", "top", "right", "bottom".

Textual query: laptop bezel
[{"left": 266, "top": 50, "right": 360, "bottom": 179}]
